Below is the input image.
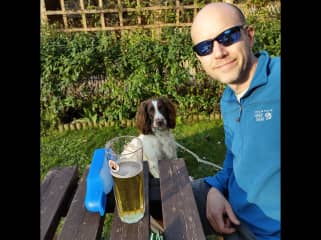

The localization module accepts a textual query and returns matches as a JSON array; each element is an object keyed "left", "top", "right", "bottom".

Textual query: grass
[
  {"left": 41, "top": 119, "right": 225, "bottom": 181},
  {"left": 40, "top": 119, "right": 226, "bottom": 239},
  {"left": 41, "top": 124, "right": 139, "bottom": 181}
]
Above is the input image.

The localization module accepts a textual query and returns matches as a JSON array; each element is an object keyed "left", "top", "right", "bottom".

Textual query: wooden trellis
[
  {"left": 41, "top": 0, "right": 236, "bottom": 32},
  {"left": 41, "top": 0, "right": 280, "bottom": 33}
]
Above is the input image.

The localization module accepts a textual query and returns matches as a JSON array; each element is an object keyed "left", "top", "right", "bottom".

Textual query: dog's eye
[{"left": 157, "top": 102, "right": 164, "bottom": 111}]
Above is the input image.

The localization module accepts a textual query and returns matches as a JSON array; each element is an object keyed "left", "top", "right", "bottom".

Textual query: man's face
[{"left": 191, "top": 6, "right": 254, "bottom": 85}]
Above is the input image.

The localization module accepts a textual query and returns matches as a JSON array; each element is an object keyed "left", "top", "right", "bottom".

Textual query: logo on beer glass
[{"left": 106, "top": 136, "right": 145, "bottom": 224}]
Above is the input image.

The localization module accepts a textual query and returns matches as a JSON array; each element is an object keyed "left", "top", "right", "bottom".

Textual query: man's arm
[{"left": 204, "top": 148, "right": 233, "bottom": 195}]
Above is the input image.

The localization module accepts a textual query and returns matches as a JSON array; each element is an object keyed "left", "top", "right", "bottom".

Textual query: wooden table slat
[
  {"left": 159, "top": 159, "right": 206, "bottom": 240},
  {"left": 110, "top": 161, "right": 150, "bottom": 240},
  {"left": 42, "top": 158, "right": 204, "bottom": 240},
  {"left": 41, "top": 166, "right": 79, "bottom": 240},
  {"left": 58, "top": 167, "right": 105, "bottom": 240}
]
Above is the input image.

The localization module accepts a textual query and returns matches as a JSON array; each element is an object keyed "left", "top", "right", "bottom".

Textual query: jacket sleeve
[
  {"left": 204, "top": 148, "right": 233, "bottom": 195},
  {"left": 204, "top": 124, "right": 233, "bottom": 196}
]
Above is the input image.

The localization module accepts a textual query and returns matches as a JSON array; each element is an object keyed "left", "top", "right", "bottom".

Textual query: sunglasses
[{"left": 193, "top": 25, "right": 245, "bottom": 56}]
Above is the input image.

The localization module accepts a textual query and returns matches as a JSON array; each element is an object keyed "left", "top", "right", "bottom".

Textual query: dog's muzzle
[{"left": 154, "top": 119, "right": 166, "bottom": 128}]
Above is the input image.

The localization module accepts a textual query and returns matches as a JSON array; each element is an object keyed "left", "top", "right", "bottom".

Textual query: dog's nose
[{"left": 155, "top": 119, "right": 165, "bottom": 127}]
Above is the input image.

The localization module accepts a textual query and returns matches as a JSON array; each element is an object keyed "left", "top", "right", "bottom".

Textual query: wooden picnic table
[{"left": 41, "top": 158, "right": 206, "bottom": 240}]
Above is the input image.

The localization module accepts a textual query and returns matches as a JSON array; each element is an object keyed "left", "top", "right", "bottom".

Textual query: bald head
[{"left": 191, "top": 3, "right": 246, "bottom": 45}]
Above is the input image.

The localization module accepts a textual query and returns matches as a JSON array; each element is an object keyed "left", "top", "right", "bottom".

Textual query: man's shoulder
[
  {"left": 269, "top": 55, "right": 280, "bottom": 73},
  {"left": 270, "top": 54, "right": 280, "bottom": 64},
  {"left": 258, "top": 50, "right": 280, "bottom": 77},
  {"left": 257, "top": 50, "right": 280, "bottom": 62}
]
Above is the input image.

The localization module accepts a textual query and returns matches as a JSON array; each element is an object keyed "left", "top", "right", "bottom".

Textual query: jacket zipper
[{"left": 236, "top": 103, "right": 242, "bottom": 122}]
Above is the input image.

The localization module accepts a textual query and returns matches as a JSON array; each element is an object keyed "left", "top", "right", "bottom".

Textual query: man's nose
[{"left": 213, "top": 40, "right": 227, "bottom": 58}]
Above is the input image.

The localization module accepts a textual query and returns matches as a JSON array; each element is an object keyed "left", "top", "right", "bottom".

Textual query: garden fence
[{"left": 41, "top": 0, "right": 279, "bottom": 33}]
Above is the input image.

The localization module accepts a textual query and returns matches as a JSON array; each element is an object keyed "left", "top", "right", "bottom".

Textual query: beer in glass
[{"left": 106, "top": 136, "right": 145, "bottom": 223}]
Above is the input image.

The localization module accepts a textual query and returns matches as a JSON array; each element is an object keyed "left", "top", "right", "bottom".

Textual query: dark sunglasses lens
[
  {"left": 218, "top": 29, "right": 241, "bottom": 47},
  {"left": 193, "top": 26, "right": 243, "bottom": 56},
  {"left": 193, "top": 40, "right": 213, "bottom": 56}
]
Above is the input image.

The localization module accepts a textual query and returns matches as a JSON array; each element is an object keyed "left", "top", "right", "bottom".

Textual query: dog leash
[{"left": 175, "top": 142, "right": 222, "bottom": 171}]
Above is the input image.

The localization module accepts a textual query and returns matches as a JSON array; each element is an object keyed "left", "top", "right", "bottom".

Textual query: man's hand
[{"left": 206, "top": 187, "right": 240, "bottom": 234}]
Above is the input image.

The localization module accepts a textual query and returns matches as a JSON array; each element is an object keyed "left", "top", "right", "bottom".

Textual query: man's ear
[{"left": 246, "top": 25, "right": 255, "bottom": 48}]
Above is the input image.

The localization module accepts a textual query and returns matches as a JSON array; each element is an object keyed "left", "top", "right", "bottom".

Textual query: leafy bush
[
  {"left": 246, "top": 2, "right": 281, "bottom": 56},
  {"left": 41, "top": 27, "right": 106, "bottom": 129}
]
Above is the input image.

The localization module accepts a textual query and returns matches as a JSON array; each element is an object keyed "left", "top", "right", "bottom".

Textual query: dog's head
[{"left": 136, "top": 97, "right": 176, "bottom": 134}]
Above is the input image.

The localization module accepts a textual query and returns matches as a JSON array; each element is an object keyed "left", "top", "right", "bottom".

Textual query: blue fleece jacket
[{"left": 205, "top": 51, "right": 280, "bottom": 240}]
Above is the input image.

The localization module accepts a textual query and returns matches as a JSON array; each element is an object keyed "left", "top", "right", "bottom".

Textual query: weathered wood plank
[
  {"left": 58, "top": 167, "right": 105, "bottom": 240},
  {"left": 41, "top": 166, "right": 79, "bottom": 240},
  {"left": 159, "top": 158, "right": 206, "bottom": 240},
  {"left": 109, "top": 161, "right": 150, "bottom": 240}
]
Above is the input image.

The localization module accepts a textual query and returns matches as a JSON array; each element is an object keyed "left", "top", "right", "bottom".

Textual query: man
[{"left": 190, "top": 2, "right": 280, "bottom": 240}]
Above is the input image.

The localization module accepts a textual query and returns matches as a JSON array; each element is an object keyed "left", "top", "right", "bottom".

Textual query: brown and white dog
[{"left": 136, "top": 96, "right": 177, "bottom": 178}]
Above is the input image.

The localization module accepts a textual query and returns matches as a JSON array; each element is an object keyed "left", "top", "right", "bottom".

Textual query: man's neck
[{"left": 230, "top": 55, "right": 258, "bottom": 95}]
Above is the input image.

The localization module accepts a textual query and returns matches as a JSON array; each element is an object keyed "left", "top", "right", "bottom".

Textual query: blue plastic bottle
[{"left": 84, "top": 148, "right": 114, "bottom": 216}]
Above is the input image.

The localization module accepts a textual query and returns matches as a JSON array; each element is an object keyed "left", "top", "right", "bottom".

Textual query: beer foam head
[{"left": 111, "top": 161, "right": 142, "bottom": 178}]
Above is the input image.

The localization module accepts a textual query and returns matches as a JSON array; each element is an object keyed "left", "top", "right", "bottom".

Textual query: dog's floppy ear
[
  {"left": 163, "top": 97, "right": 176, "bottom": 129},
  {"left": 136, "top": 100, "right": 152, "bottom": 134}
]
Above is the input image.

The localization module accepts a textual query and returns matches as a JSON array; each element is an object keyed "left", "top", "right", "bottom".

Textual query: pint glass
[{"left": 106, "top": 136, "right": 145, "bottom": 224}]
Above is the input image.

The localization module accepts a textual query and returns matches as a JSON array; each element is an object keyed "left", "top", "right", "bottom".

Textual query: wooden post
[
  {"left": 150, "top": 0, "right": 162, "bottom": 39},
  {"left": 117, "top": 0, "right": 123, "bottom": 37},
  {"left": 176, "top": 0, "right": 180, "bottom": 25},
  {"left": 98, "top": 0, "right": 105, "bottom": 28},
  {"left": 40, "top": 0, "right": 48, "bottom": 24},
  {"left": 193, "top": 0, "right": 198, "bottom": 18},
  {"left": 137, "top": 0, "right": 141, "bottom": 25},
  {"left": 79, "top": 0, "right": 87, "bottom": 30},
  {"left": 59, "top": 0, "right": 68, "bottom": 28},
  {"left": 117, "top": 0, "right": 123, "bottom": 27}
]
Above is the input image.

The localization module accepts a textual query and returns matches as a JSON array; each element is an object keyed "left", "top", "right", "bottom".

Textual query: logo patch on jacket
[{"left": 254, "top": 109, "right": 272, "bottom": 122}]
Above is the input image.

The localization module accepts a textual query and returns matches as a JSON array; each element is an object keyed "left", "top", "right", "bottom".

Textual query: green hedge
[{"left": 41, "top": 6, "right": 280, "bottom": 131}]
